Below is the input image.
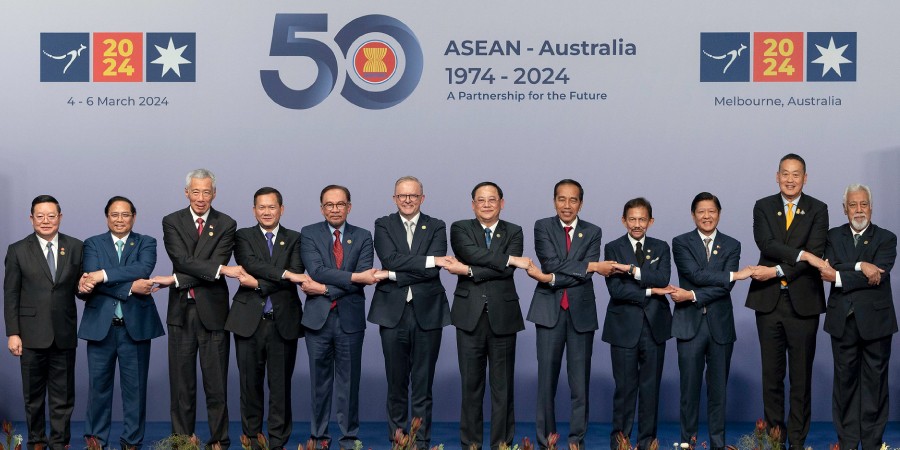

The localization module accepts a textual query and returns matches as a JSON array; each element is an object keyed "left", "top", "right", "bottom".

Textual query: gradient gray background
[{"left": 1, "top": 1, "right": 898, "bottom": 425}]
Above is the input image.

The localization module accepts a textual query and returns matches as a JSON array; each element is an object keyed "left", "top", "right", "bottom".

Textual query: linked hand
[
  {"left": 650, "top": 286, "right": 677, "bottom": 296},
  {"left": 374, "top": 270, "right": 390, "bottom": 281},
  {"left": 301, "top": 279, "right": 327, "bottom": 296},
  {"left": 733, "top": 266, "right": 754, "bottom": 281},
  {"left": 8, "top": 335, "right": 22, "bottom": 357},
  {"left": 819, "top": 260, "right": 836, "bottom": 283},
  {"left": 79, "top": 273, "right": 95, "bottom": 294},
  {"left": 588, "top": 261, "right": 617, "bottom": 277},
  {"left": 860, "top": 261, "right": 885, "bottom": 286},
  {"left": 150, "top": 275, "right": 175, "bottom": 293},
  {"left": 508, "top": 256, "right": 532, "bottom": 269},
  {"left": 285, "top": 271, "right": 311, "bottom": 284},
  {"left": 220, "top": 265, "right": 246, "bottom": 279},
  {"left": 668, "top": 287, "right": 694, "bottom": 303},
  {"left": 750, "top": 266, "right": 778, "bottom": 282},
  {"left": 131, "top": 279, "right": 154, "bottom": 296},
  {"left": 350, "top": 268, "right": 379, "bottom": 285},
  {"left": 434, "top": 256, "right": 459, "bottom": 268},
  {"left": 444, "top": 260, "right": 470, "bottom": 276}
]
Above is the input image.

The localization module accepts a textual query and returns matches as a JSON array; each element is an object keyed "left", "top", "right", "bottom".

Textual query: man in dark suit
[
  {"left": 368, "top": 176, "right": 453, "bottom": 449},
  {"left": 523, "top": 179, "right": 614, "bottom": 450},
  {"left": 669, "top": 192, "right": 752, "bottom": 450},
  {"left": 444, "top": 181, "right": 531, "bottom": 450},
  {"left": 225, "top": 187, "right": 307, "bottom": 450},
  {"left": 601, "top": 197, "right": 674, "bottom": 450},
  {"left": 819, "top": 184, "right": 896, "bottom": 450},
  {"left": 78, "top": 196, "right": 164, "bottom": 450},
  {"left": 5, "top": 195, "right": 83, "bottom": 450},
  {"left": 151, "top": 169, "right": 240, "bottom": 448},
  {"left": 745, "top": 154, "right": 828, "bottom": 449},
  {"left": 299, "top": 185, "right": 377, "bottom": 450}
]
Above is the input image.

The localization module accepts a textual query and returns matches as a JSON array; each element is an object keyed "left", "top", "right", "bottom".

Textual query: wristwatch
[{"left": 323, "top": 287, "right": 330, "bottom": 296}]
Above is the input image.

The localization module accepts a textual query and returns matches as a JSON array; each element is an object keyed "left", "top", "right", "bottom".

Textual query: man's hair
[
  {"left": 779, "top": 153, "right": 806, "bottom": 173},
  {"left": 554, "top": 179, "right": 584, "bottom": 201},
  {"left": 320, "top": 185, "right": 351, "bottom": 203},
  {"left": 254, "top": 187, "right": 283, "bottom": 206},
  {"left": 105, "top": 196, "right": 136, "bottom": 215},
  {"left": 394, "top": 176, "right": 423, "bottom": 194},
  {"left": 31, "top": 195, "right": 61, "bottom": 214},
  {"left": 622, "top": 197, "right": 652, "bottom": 219},
  {"left": 690, "top": 192, "right": 721, "bottom": 213},
  {"left": 471, "top": 181, "right": 503, "bottom": 200},
  {"left": 842, "top": 183, "right": 872, "bottom": 207},
  {"left": 185, "top": 168, "right": 217, "bottom": 189}
]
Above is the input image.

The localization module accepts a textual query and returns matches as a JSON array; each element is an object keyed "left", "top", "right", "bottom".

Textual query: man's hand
[
  {"left": 131, "top": 279, "right": 154, "bottom": 296},
  {"left": 284, "top": 271, "right": 311, "bottom": 285},
  {"left": 300, "top": 279, "right": 328, "bottom": 296},
  {"left": 150, "top": 275, "right": 175, "bottom": 293},
  {"left": 444, "top": 260, "right": 470, "bottom": 276},
  {"left": 668, "top": 287, "right": 694, "bottom": 303},
  {"left": 350, "top": 268, "right": 379, "bottom": 285},
  {"left": 860, "top": 261, "right": 885, "bottom": 286},
  {"left": 508, "top": 256, "right": 533, "bottom": 269},
  {"left": 819, "top": 260, "right": 836, "bottom": 283},
  {"left": 800, "top": 252, "right": 828, "bottom": 270},
  {"left": 220, "top": 265, "right": 246, "bottom": 279},
  {"left": 525, "top": 264, "right": 552, "bottom": 283},
  {"left": 650, "top": 286, "right": 677, "bottom": 296},
  {"left": 750, "top": 266, "right": 778, "bottom": 282},
  {"left": 8, "top": 335, "right": 22, "bottom": 357},
  {"left": 434, "top": 256, "right": 458, "bottom": 268},
  {"left": 610, "top": 263, "right": 633, "bottom": 275},
  {"left": 732, "top": 266, "right": 755, "bottom": 281},
  {"left": 588, "top": 261, "right": 618, "bottom": 277},
  {"left": 78, "top": 273, "right": 95, "bottom": 294},
  {"left": 238, "top": 272, "right": 259, "bottom": 289},
  {"left": 373, "top": 270, "right": 390, "bottom": 281}
]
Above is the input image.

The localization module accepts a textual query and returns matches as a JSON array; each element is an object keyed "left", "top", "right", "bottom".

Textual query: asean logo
[{"left": 354, "top": 40, "right": 397, "bottom": 84}]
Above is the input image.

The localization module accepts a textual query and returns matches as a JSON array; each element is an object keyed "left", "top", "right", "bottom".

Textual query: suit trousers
[
  {"left": 168, "top": 303, "right": 231, "bottom": 448},
  {"left": 609, "top": 317, "right": 665, "bottom": 450},
  {"left": 20, "top": 343, "right": 76, "bottom": 450},
  {"left": 676, "top": 316, "right": 733, "bottom": 448},
  {"left": 235, "top": 316, "right": 298, "bottom": 449},
  {"left": 305, "top": 310, "right": 364, "bottom": 450},
  {"left": 535, "top": 309, "right": 594, "bottom": 450},
  {"left": 457, "top": 309, "right": 517, "bottom": 450},
  {"left": 755, "top": 290, "right": 819, "bottom": 449},
  {"left": 831, "top": 314, "right": 892, "bottom": 450},
  {"left": 379, "top": 301, "right": 442, "bottom": 450},
  {"left": 84, "top": 325, "right": 152, "bottom": 449}
]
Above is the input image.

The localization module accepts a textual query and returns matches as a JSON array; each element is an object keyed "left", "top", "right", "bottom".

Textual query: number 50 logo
[{"left": 260, "top": 14, "right": 423, "bottom": 110}]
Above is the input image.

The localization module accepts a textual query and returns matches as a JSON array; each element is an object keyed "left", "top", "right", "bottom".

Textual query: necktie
[
  {"left": 331, "top": 230, "right": 343, "bottom": 310},
  {"left": 635, "top": 241, "right": 644, "bottom": 267},
  {"left": 484, "top": 228, "right": 492, "bottom": 248},
  {"left": 46, "top": 242, "right": 55, "bottom": 282},
  {"left": 703, "top": 237, "right": 712, "bottom": 261},
  {"left": 561, "top": 226, "right": 573, "bottom": 310},
  {"left": 264, "top": 232, "right": 274, "bottom": 314},
  {"left": 406, "top": 221, "right": 415, "bottom": 249},
  {"left": 115, "top": 240, "right": 124, "bottom": 318},
  {"left": 854, "top": 233, "right": 860, "bottom": 247},
  {"left": 190, "top": 218, "right": 204, "bottom": 300},
  {"left": 786, "top": 203, "right": 795, "bottom": 229}
]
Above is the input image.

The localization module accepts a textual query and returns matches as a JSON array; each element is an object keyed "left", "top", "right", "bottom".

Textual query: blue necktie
[
  {"left": 484, "top": 228, "right": 492, "bottom": 248},
  {"left": 115, "top": 240, "right": 124, "bottom": 318},
  {"left": 45, "top": 242, "right": 55, "bottom": 282},
  {"left": 264, "top": 232, "right": 274, "bottom": 314}
]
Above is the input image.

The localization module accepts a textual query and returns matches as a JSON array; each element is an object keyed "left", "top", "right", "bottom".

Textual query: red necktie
[
  {"left": 561, "top": 226, "right": 572, "bottom": 310},
  {"left": 190, "top": 218, "right": 204, "bottom": 300},
  {"left": 331, "top": 230, "right": 343, "bottom": 309}
]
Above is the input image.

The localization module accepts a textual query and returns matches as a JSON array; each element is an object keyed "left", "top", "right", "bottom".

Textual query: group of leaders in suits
[{"left": 3, "top": 155, "right": 895, "bottom": 450}]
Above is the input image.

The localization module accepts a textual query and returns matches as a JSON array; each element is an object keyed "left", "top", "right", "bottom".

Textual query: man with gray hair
[
  {"left": 819, "top": 184, "right": 896, "bottom": 450},
  {"left": 151, "top": 169, "right": 241, "bottom": 448}
]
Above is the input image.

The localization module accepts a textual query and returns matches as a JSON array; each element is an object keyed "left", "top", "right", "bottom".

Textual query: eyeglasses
[
  {"left": 108, "top": 213, "right": 133, "bottom": 220},
  {"left": 393, "top": 194, "right": 421, "bottom": 202},
  {"left": 189, "top": 190, "right": 214, "bottom": 199},
  {"left": 474, "top": 198, "right": 499, "bottom": 206},
  {"left": 254, "top": 205, "right": 280, "bottom": 212},
  {"left": 32, "top": 214, "right": 59, "bottom": 222},
  {"left": 322, "top": 202, "right": 350, "bottom": 211}
]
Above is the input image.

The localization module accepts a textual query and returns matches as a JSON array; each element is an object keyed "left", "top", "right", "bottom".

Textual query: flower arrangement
[{"left": 1, "top": 421, "right": 23, "bottom": 450}]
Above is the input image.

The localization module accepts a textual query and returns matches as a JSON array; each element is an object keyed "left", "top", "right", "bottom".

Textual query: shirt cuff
[
  {"left": 691, "top": 290, "right": 698, "bottom": 302},
  {"left": 729, "top": 272, "right": 734, "bottom": 282},
  {"left": 796, "top": 251, "right": 804, "bottom": 263},
  {"left": 854, "top": 262, "right": 862, "bottom": 271},
  {"left": 215, "top": 265, "right": 223, "bottom": 279},
  {"left": 549, "top": 273, "right": 556, "bottom": 286},
  {"left": 633, "top": 267, "right": 642, "bottom": 281},
  {"left": 645, "top": 288, "right": 651, "bottom": 297},
  {"left": 389, "top": 271, "right": 397, "bottom": 281},
  {"left": 425, "top": 256, "right": 435, "bottom": 268},
  {"left": 102, "top": 270, "right": 109, "bottom": 283},
  {"left": 775, "top": 265, "right": 784, "bottom": 278},
  {"left": 835, "top": 271, "right": 843, "bottom": 288},
  {"left": 173, "top": 273, "right": 180, "bottom": 288},
  {"left": 281, "top": 270, "right": 288, "bottom": 279},
  {"left": 506, "top": 256, "right": 513, "bottom": 266}
]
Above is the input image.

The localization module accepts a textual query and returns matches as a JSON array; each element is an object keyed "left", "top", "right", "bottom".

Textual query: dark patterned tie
[
  {"left": 561, "top": 226, "right": 572, "bottom": 310},
  {"left": 264, "top": 232, "right": 274, "bottom": 314},
  {"left": 635, "top": 241, "right": 644, "bottom": 267}
]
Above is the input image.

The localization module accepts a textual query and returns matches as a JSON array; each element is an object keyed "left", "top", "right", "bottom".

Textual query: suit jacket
[
  {"left": 368, "top": 212, "right": 450, "bottom": 330},
  {"left": 823, "top": 223, "right": 897, "bottom": 340},
  {"left": 746, "top": 193, "right": 828, "bottom": 316},
  {"left": 225, "top": 225, "right": 304, "bottom": 339},
  {"left": 162, "top": 207, "right": 237, "bottom": 330},
  {"left": 78, "top": 231, "right": 164, "bottom": 342},
  {"left": 601, "top": 234, "right": 672, "bottom": 347},
  {"left": 4, "top": 233, "right": 83, "bottom": 349},
  {"left": 300, "top": 221, "right": 373, "bottom": 333},
  {"left": 449, "top": 219, "right": 525, "bottom": 335},
  {"left": 526, "top": 216, "right": 602, "bottom": 332},
  {"left": 671, "top": 230, "right": 740, "bottom": 344}
]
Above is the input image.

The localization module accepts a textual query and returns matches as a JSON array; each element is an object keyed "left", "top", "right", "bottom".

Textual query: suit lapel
[
  {"left": 28, "top": 235, "right": 55, "bottom": 282},
  {"left": 409, "top": 214, "right": 427, "bottom": 255},
  {"left": 180, "top": 208, "right": 200, "bottom": 253},
  {"left": 390, "top": 214, "right": 411, "bottom": 255},
  {"left": 55, "top": 235, "right": 71, "bottom": 283},
  {"left": 319, "top": 221, "right": 338, "bottom": 268},
  {"left": 785, "top": 195, "right": 809, "bottom": 241},
  {"left": 554, "top": 219, "right": 571, "bottom": 259},
  {"left": 492, "top": 221, "right": 507, "bottom": 253},
  {"left": 194, "top": 209, "right": 220, "bottom": 256},
  {"left": 105, "top": 232, "right": 121, "bottom": 265},
  {"left": 689, "top": 232, "right": 708, "bottom": 267}
]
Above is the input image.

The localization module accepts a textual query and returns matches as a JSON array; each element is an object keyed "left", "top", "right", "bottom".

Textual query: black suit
[
  {"left": 368, "top": 212, "right": 450, "bottom": 449},
  {"left": 4, "top": 233, "right": 83, "bottom": 450},
  {"left": 671, "top": 230, "right": 740, "bottom": 449},
  {"left": 450, "top": 219, "right": 524, "bottom": 450},
  {"left": 225, "top": 225, "right": 304, "bottom": 449},
  {"left": 601, "top": 234, "right": 671, "bottom": 450},
  {"left": 746, "top": 193, "right": 827, "bottom": 448},
  {"left": 162, "top": 207, "right": 237, "bottom": 447},
  {"left": 823, "top": 223, "right": 896, "bottom": 450},
  {"left": 526, "top": 217, "right": 601, "bottom": 449}
]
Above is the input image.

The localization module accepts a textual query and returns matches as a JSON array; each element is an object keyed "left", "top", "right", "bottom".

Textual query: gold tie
[{"left": 785, "top": 203, "right": 795, "bottom": 229}]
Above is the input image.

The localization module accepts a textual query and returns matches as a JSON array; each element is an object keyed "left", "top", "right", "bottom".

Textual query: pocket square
[{"left": 649, "top": 256, "right": 660, "bottom": 264}]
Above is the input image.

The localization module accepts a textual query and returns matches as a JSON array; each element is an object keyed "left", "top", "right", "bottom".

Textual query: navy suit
[
  {"left": 300, "top": 221, "right": 373, "bottom": 449},
  {"left": 526, "top": 217, "right": 601, "bottom": 449},
  {"left": 79, "top": 231, "right": 163, "bottom": 449},
  {"left": 671, "top": 230, "right": 740, "bottom": 449},
  {"left": 601, "top": 234, "right": 671, "bottom": 450},
  {"left": 823, "top": 223, "right": 896, "bottom": 450},
  {"left": 368, "top": 212, "right": 450, "bottom": 449}
]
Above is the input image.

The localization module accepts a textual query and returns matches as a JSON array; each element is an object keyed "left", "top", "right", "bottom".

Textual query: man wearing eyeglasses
[
  {"left": 444, "top": 181, "right": 531, "bottom": 450},
  {"left": 5, "top": 195, "right": 83, "bottom": 450},
  {"left": 150, "top": 169, "right": 240, "bottom": 449},
  {"left": 368, "top": 176, "right": 454, "bottom": 449},
  {"left": 299, "top": 185, "right": 377, "bottom": 449},
  {"left": 77, "top": 196, "right": 163, "bottom": 450}
]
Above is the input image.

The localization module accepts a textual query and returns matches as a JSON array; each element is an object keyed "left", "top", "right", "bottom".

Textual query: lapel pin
[
  {"left": 59, "top": 248, "right": 65, "bottom": 256},
  {"left": 777, "top": 211, "right": 782, "bottom": 216},
  {"left": 645, "top": 255, "right": 650, "bottom": 260},
  {"left": 713, "top": 250, "right": 719, "bottom": 255},
  {"left": 864, "top": 240, "right": 869, "bottom": 245},
  {"left": 495, "top": 233, "right": 501, "bottom": 238},
  {"left": 209, "top": 224, "right": 214, "bottom": 229},
  {"left": 130, "top": 241, "right": 135, "bottom": 246},
  {"left": 716, "top": 244, "right": 720, "bottom": 249},
  {"left": 346, "top": 239, "right": 352, "bottom": 244},
  {"left": 280, "top": 241, "right": 285, "bottom": 246},
  {"left": 578, "top": 232, "right": 583, "bottom": 238},
  {"left": 421, "top": 225, "right": 427, "bottom": 230},
  {"left": 647, "top": 249, "right": 652, "bottom": 253},
  {"left": 209, "top": 232, "right": 214, "bottom": 236}
]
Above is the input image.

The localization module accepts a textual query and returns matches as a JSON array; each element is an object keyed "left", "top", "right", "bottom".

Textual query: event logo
[
  {"left": 700, "top": 32, "right": 855, "bottom": 82},
  {"left": 40, "top": 32, "right": 196, "bottom": 82},
  {"left": 261, "top": 14, "right": 423, "bottom": 110}
]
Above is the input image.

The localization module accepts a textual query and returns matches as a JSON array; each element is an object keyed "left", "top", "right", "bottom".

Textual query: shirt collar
[
  {"left": 559, "top": 217, "right": 579, "bottom": 231},
  {"left": 35, "top": 234, "right": 59, "bottom": 250},
  {"left": 697, "top": 228, "right": 717, "bottom": 242},
  {"left": 480, "top": 221, "right": 499, "bottom": 233},
  {"left": 781, "top": 193, "right": 802, "bottom": 207},
  {"left": 190, "top": 208, "right": 210, "bottom": 224},
  {"left": 328, "top": 222, "right": 346, "bottom": 238},
  {"left": 402, "top": 213, "right": 421, "bottom": 227},
  {"left": 627, "top": 234, "right": 645, "bottom": 249},
  {"left": 260, "top": 224, "right": 280, "bottom": 238},
  {"left": 111, "top": 232, "right": 131, "bottom": 245}
]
